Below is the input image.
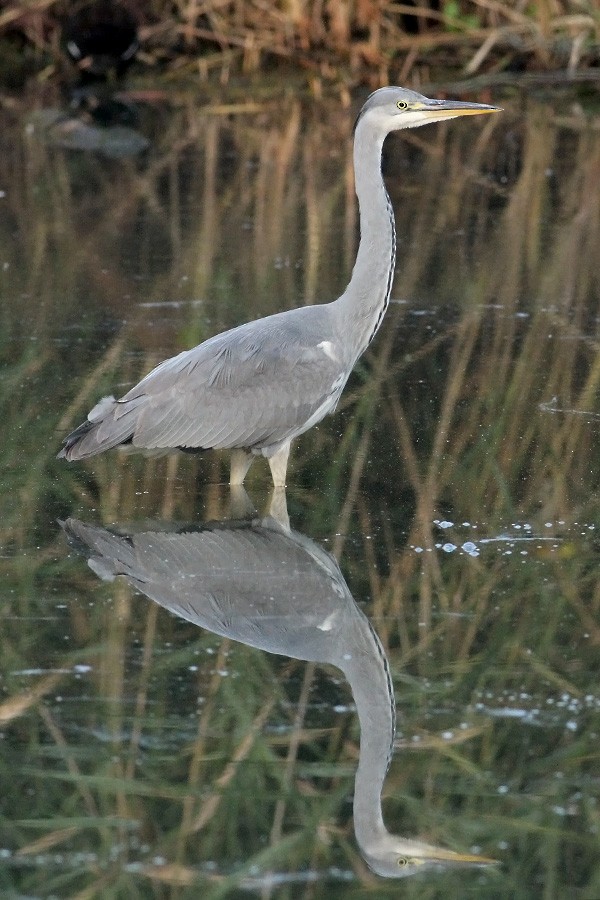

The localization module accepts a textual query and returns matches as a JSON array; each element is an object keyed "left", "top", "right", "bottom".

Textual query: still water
[{"left": 0, "top": 81, "right": 599, "bottom": 898}]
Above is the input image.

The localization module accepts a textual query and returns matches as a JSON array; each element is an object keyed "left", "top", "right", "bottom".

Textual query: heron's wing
[
  {"left": 117, "top": 309, "right": 345, "bottom": 450},
  {"left": 62, "top": 519, "right": 351, "bottom": 660}
]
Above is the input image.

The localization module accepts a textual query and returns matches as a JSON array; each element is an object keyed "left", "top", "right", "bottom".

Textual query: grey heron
[
  {"left": 58, "top": 87, "right": 499, "bottom": 486},
  {"left": 62, "top": 511, "right": 497, "bottom": 876}
]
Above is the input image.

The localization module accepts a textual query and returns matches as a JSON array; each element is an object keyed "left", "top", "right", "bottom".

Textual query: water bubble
[{"left": 461, "top": 541, "right": 479, "bottom": 556}]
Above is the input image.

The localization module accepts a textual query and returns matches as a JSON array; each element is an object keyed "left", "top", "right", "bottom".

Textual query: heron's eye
[
  {"left": 396, "top": 100, "right": 408, "bottom": 110},
  {"left": 397, "top": 857, "right": 408, "bottom": 867}
]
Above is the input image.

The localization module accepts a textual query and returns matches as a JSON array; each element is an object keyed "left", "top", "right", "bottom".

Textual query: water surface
[{"left": 0, "top": 83, "right": 599, "bottom": 898}]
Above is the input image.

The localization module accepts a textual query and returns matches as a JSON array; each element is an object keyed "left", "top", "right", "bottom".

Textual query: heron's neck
[
  {"left": 335, "top": 123, "right": 396, "bottom": 361},
  {"left": 335, "top": 613, "right": 396, "bottom": 854}
]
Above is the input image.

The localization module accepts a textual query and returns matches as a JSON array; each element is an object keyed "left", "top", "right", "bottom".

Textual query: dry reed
[{"left": 1, "top": 0, "right": 599, "bottom": 89}]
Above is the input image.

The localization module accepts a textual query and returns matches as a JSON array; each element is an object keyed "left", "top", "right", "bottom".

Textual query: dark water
[{"left": 1, "top": 82, "right": 599, "bottom": 899}]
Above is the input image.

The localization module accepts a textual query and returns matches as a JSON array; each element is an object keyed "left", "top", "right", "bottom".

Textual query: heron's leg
[
  {"left": 267, "top": 442, "right": 290, "bottom": 488},
  {"left": 230, "top": 449, "right": 253, "bottom": 486},
  {"left": 268, "top": 487, "right": 290, "bottom": 531},
  {"left": 228, "top": 485, "right": 256, "bottom": 519}
]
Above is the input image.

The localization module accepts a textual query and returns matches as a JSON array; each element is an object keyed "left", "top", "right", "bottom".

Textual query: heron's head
[
  {"left": 361, "top": 834, "right": 498, "bottom": 879},
  {"left": 355, "top": 86, "right": 500, "bottom": 135}
]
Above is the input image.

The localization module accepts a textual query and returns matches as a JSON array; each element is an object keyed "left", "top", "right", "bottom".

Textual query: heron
[
  {"left": 63, "top": 510, "right": 497, "bottom": 876},
  {"left": 58, "top": 87, "right": 499, "bottom": 486}
]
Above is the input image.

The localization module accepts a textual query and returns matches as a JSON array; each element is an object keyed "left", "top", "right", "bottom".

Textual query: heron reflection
[{"left": 62, "top": 508, "right": 495, "bottom": 879}]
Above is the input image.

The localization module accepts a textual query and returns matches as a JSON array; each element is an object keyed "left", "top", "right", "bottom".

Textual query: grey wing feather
[
  {"left": 62, "top": 519, "right": 352, "bottom": 660},
  {"left": 59, "top": 306, "right": 345, "bottom": 460},
  {"left": 127, "top": 310, "right": 343, "bottom": 451}
]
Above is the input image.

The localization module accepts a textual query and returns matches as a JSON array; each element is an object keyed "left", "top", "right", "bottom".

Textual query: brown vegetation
[{"left": 1, "top": 0, "right": 599, "bottom": 89}]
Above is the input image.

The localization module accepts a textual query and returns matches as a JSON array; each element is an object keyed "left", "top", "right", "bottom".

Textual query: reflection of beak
[
  {"left": 421, "top": 99, "right": 501, "bottom": 118},
  {"left": 419, "top": 847, "right": 499, "bottom": 867}
]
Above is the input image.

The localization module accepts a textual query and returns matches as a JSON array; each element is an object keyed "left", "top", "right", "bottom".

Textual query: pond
[{"left": 0, "top": 79, "right": 599, "bottom": 899}]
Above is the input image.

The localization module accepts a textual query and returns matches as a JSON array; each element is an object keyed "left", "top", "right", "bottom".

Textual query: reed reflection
[{"left": 63, "top": 498, "right": 495, "bottom": 880}]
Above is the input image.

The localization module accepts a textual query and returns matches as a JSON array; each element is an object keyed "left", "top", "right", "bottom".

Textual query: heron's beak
[
  {"left": 417, "top": 846, "right": 499, "bottom": 868},
  {"left": 421, "top": 99, "right": 501, "bottom": 118}
]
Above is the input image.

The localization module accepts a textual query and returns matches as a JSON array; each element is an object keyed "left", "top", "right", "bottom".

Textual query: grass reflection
[{"left": 0, "top": 89, "right": 599, "bottom": 896}]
